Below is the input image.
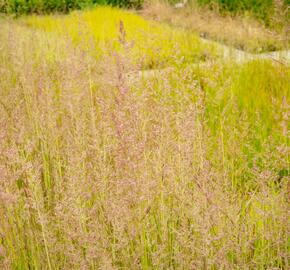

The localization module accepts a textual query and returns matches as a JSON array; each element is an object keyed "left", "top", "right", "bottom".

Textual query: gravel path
[
  {"left": 201, "top": 37, "right": 290, "bottom": 64},
  {"left": 132, "top": 39, "right": 289, "bottom": 80}
]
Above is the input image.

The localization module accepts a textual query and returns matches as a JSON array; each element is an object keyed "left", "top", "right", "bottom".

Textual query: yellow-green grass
[
  {"left": 0, "top": 16, "right": 289, "bottom": 270},
  {"left": 22, "top": 6, "right": 220, "bottom": 69}
]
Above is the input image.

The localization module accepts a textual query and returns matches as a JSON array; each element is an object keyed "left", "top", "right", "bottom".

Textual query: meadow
[
  {"left": 22, "top": 6, "right": 223, "bottom": 69},
  {"left": 142, "top": 1, "right": 289, "bottom": 53},
  {"left": 0, "top": 3, "right": 289, "bottom": 270}
]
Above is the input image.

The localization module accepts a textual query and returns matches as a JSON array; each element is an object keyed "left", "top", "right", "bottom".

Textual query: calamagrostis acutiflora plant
[{"left": 0, "top": 19, "right": 289, "bottom": 269}]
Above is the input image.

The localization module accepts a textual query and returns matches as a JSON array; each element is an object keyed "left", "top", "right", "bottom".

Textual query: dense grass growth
[
  {"left": 0, "top": 8, "right": 289, "bottom": 269},
  {"left": 22, "top": 7, "right": 220, "bottom": 68},
  {"left": 143, "top": 1, "right": 289, "bottom": 53}
]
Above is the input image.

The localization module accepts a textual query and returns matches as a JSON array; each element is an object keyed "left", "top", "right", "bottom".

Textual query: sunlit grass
[
  {"left": 0, "top": 10, "right": 289, "bottom": 269},
  {"left": 23, "top": 6, "right": 220, "bottom": 68}
]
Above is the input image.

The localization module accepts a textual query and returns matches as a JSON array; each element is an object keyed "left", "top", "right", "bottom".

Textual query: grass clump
[{"left": 0, "top": 10, "right": 289, "bottom": 269}]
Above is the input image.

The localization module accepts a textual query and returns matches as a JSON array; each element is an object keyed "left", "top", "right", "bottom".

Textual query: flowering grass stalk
[{"left": 0, "top": 13, "right": 289, "bottom": 269}]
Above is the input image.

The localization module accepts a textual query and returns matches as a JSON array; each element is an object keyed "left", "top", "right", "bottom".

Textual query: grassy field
[
  {"left": 0, "top": 6, "right": 289, "bottom": 270},
  {"left": 21, "top": 6, "right": 222, "bottom": 69},
  {"left": 142, "top": 1, "right": 289, "bottom": 53}
]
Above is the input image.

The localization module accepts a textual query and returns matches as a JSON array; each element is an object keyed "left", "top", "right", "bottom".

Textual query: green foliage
[
  {"left": 0, "top": 0, "right": 90, "bottom": 14},
  {"left": 195, "top": 0, "right": 288, "bottom": 23},
  {"left": 0, "top": 0, "right": 143, "bottom": 14}
]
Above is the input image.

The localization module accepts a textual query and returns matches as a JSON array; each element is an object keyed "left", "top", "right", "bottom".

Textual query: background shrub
[
  {"left": 195, "top": 0, "right": 289, "bottom": 24},
  {"left": 0, "top": 0, "right": 288, "bottom": 20},
  {"left": 0, "top": 0, "right": 143, "bottom": 14}
]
